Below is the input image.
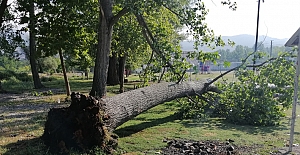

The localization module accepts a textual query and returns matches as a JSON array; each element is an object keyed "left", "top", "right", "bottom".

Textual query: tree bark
[
  {"left": 107, "top": 54, "right": 119, "bottom": 85},
  {"left": 118, "top": 55, "right": 126, "bottom": 93},
  {"left": 90, "top": 1, "right": 128, "bottom": 97},
  {"left": 103, "top": 81, "right": 218, "bottom": 129},
  {"left": 29, "top": 0, "right": 44, "bottom": 89},
  {"left": 42, "top": 81, "right": 219, "bottom": 154},
  {"left": 0, "top": 81, "right": 5, "bottom": 93},
  {"left": 90, "top": 0, "right": 113, "bottom": 97},
  {"left": 58, "top": 49, "right": 71, "bottom": 96},
  {"left": 0, "top": 0, "right": 8, "bottom": 27},
  {"left": 85, "top": 70, "right": 89, "bottom": 80}
]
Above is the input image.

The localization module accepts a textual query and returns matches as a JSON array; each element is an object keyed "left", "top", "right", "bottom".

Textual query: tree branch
[
  {"left": 161, "top": 4, "right": 183, "bottom": 20},
  {"left": 246, "top": 58, "right": 276, "bottom": 68},
  {"left": 158, "top": 66, "right": 166, "bottom": 83},
  {"left": 135, "top": 13, "right": 182, "bottom": 79},
  {"left": 109, "top": 8, "right": 129, "bottom": 27},
  {"left": 205, "top": 57, "right": 277, "bottom": 88}
]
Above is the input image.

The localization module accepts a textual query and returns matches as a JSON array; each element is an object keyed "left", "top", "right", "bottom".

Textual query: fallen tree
[{"left": 41, "top": 80, "right": 219, "bottom": 154}]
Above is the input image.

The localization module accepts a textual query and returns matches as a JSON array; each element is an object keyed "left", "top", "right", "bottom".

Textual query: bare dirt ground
[
  {"left": 0, "top": 88, "right": 65, "bottom": 102},
  {"left": 0, "top": 93, "right": 45, "bottom": 102}
]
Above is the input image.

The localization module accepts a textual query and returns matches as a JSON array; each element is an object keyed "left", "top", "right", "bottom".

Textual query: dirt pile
[{"left": 161, "top": 139, "right": 258, "bottom": 155}]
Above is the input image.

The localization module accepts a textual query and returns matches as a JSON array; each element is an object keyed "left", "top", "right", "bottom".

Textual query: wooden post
[{"left": 289, "top": 38, "right": 300, "bottom": 151}]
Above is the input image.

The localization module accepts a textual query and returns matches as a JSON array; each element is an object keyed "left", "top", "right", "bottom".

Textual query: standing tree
[
  {"left": 35, "top": 0, "right": 98, "bottom": 95},
  {"left": 108, "top": 12, "right": 149, "bottom": 91},
  {"left": 90, "top": 0, "right": 229, "bottom": 97},
  {"left": 14, "top": 0, "right": 44, "bottom": 89},
  {"left": 28, "top": 0, "right": 44, "bottom": 89}
]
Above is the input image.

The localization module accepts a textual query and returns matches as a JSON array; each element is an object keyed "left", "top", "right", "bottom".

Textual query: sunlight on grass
[
  {"left": 116, "top": 102, "right": 300, "bottom": 155},
  {"left": 0, "top": 72, "right": 300, "bottom": 155}
]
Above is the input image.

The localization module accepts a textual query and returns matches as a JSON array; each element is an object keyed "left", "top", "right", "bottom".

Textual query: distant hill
[{"left": 180, "top": 34, "right": 288, "bottom": 52}]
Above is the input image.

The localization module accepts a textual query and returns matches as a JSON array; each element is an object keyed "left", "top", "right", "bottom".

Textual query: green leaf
[{"left": 223, "top": 61, "right": 231, "bottom": 68}]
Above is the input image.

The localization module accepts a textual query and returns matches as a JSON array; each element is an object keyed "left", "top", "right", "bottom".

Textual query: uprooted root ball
[{"left": 41, "top": 92, "right": 117, "bottom": 154}]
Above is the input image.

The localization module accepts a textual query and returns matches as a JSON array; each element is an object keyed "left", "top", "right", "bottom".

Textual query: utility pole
[
  {"left": 270, "top": 40, "right": 273, "bottom": 58},
  {"left": 253, "top": 0, "right": 263, "bottom": 71}
]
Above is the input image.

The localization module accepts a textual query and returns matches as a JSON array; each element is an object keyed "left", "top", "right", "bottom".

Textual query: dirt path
[
  {"left": 0, "top": 93, "right": 46, "bottom": 102},
  {"left": 0, "top": 88, "right": 65, "bottom": 103}
]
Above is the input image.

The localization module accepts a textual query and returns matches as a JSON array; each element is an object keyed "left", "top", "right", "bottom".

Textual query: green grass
[
  {"left": 189, "top": 71, "right": 237, "bottom": 82},
  {"left": 0, "top": 72, "right": 299, "bottom": 155},
  {"left": 115, "top": 101, "right": 300, "bottom": 155}
]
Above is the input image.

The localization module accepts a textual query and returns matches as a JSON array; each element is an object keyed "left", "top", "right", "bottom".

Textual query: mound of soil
[
  {"left": 161, "top": 139, "right": 258, "bottom": 155},
  {"left": 160, "top": 139, "right": 300, "bottom": 155}
]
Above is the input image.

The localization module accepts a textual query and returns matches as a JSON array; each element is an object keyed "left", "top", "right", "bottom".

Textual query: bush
[
  {"left": 15, "top": 72, "right": 32, "bottom": 82},
  {"left": 177, "top": 56, "right": 294, "bottom": 126},
  {"left": 0, "top": 70, "right": 14, "bottom": 80},
  {"left": 215, "top": 57, "right": 294, "bottom": 126},
  {"left": 0, "top": 70, "right": 31, "bottom": 82},
  {"left": 177, "top": 95, "right": 218, "bottom": 119},
  {"left": 41, "top": 76, "right": 57, "bottom": 82}
]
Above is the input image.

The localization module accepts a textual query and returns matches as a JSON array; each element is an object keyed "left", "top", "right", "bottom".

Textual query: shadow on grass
[
  {"left": 3, "top": 138, "right": 49, "bottom": 155},
  {"left": 114, "top": 113, "right": 180, "bottom": 138},
  {"left": 0, "top": 102, "right": 68, "bottom": 136},
  {"left": 0, "top": 101, "right": 69, "bottom": 155}
]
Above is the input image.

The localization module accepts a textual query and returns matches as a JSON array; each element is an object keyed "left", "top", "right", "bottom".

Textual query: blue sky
[{"left": 204, "top": 0, "right": 300, "bottom": 39}]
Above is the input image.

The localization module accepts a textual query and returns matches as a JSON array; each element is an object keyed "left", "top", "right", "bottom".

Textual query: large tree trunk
[
  {"left": 0, "top": 0, "right": 8, "bottom": 27},
  {"left": 90, "top": 0, "right": 113, "bottom": 97},
  {"left": 42, "top": 81, "right": 218, "bottom": 154},
  {"left": 0, "top": 81, "right": 6, "bottom": 93},
  {"left": 58, "top": 49, "right": 71, "bottom": 96},
  {"left": 29, "top": 0, "right": 44, "bottom": 89},
  {"left": 103, "top": 81, "right": 217, "bottom": 129},
  {"left": 107, "top": 54, "right": 119, "bottom": 85},
  {"left": 118, "top": 55, "right": 126, "bottom": 93},
  {"left": 85, "top": 70, "right": 89, "bottom": 80}
]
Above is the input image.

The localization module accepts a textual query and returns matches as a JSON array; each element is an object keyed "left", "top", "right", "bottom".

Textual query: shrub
[
  {"left": 0, "top": 70, "right": 14, "bottom": 80},
  {"left": 15, "top": 73, "right": 32, "bottom": 82},
  {"left": 178, "top": 56, "right": 294, "bottom": 126},
  {"left": 0, "top": 70, "right": 31, "bottom": 82},
  {"left": 177, "top": 95, "right": 218, "bottom": 119},
  {"left": 215, "top": 57, "right": 294, "bottom": 126},
  {"left": 41, "top": 76, "right": 57, "bottom": 82}
]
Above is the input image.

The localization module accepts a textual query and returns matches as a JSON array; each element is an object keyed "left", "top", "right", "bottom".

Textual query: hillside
[{"left": 180, "top": 34, "right": 288, "bottom": 52}]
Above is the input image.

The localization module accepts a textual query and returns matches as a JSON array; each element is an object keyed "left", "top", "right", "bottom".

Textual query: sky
[{"left": 204, "top": 0, "right": 300, "bottom": 39}]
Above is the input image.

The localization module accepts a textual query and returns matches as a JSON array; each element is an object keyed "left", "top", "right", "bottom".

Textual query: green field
[{"left": 0, "top": 72, "right": 299, "bottom": 155}]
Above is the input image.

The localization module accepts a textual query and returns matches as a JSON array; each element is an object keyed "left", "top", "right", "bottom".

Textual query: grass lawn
[
  {"left": 116, "top": 102, "right": 300, "bottom": 155},
  {"left": 0, "top": 72, "right": 299, "bottom": 154}
]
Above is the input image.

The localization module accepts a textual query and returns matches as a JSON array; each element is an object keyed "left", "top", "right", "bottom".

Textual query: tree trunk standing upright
[
  {"left": 29, "top": 0, "right": 44, "bottom": 89},
  {"left": 85, "top": 70, "right": 89, "bottom": 80},
  {"left": 107, "top": 54, "right": 119, "bottom": 85},
  {"left": 118, "top": 55, "right": 126, "bottom": 93},
  {"left": 0, "top": 0, "right": 8, "bottom": 27},
  {"left": 0, "top": 81, "right": 4, "bottom": 93},
  {"left": 58, "top": 49, "right": 71, "bottom": 96},
  {"left": 90, "top": 0, "right": 113, "bottom": 97}
]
